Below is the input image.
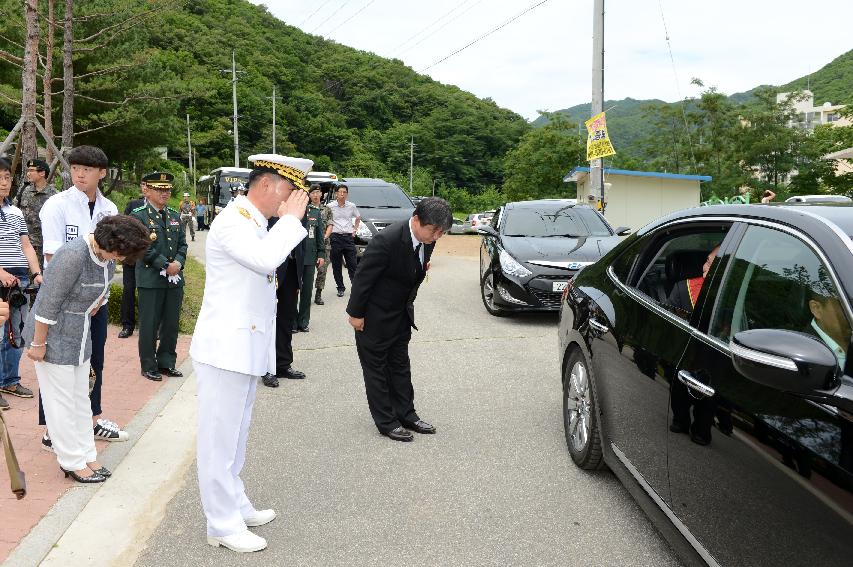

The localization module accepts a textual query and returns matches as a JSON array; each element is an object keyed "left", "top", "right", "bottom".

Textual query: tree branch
[
  {"left": 0, "top": 48, "right": 24, "bottom": 65},
  {"left": 73, "top": 117, "right": 128, "bottom": 136},
  {"left": 0, "top": 91, "right": 21, "bottom": 106},
  {"left": 71, "top": 63, "right": 134, "bottom": 81},
  {"left": 74, "top": 92, "right": 185, "bottom": 106},
  {"left": 76, "top": 6, "right": 162, "bottom": 44}
]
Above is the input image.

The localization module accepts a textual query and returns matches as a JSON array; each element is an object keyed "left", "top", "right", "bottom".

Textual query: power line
[
  {"left": 299, "top": 0, "right": 335, "bottom": 28},
  {"left": 327, "top": 0, "right": 378, "bottom": 38},
  {"left": 398, "top": 0, "right": 485, "bottom": 58},
  {"left": 657, "top": 0, "right": 697, "bottom": 170},
  {"left": 421, "top": 0, "right": 552, "bottom": 72},
  {"left": 391, "top": 0, "right": 477, "bottom": 54},
  {"left": 310, "top": 0, "right": 352, "bottom": 35}
]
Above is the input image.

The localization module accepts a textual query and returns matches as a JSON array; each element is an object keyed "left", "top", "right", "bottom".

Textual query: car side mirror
[
  {"left": 730, "top": 329, "right": 839, "bottom": 394},
  {"left": 477, "top": 225, "right": 498, "bottom": 237},
  {"left": 614, "top": 226, "right": 631, "bottom": 236}
]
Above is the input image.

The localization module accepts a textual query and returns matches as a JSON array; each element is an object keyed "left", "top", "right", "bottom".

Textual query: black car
[
  {"left": 327, "top": 178, "right": 414, "bottom": 258},
  {"left": 478, "top": 199, "right": 628, "bottom": 315},
  {"left": 558, "top": 203, "right": 853, "bottom": 566}
]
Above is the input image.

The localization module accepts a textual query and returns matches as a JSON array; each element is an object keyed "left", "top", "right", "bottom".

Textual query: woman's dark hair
[
  {"left": 763, "top": 190, "right": 772, "bottom": 197},
  {"left": 68, "top": 145, "right": 108, "bottom": 168},
  {"left": 94, "top": 215, "right": 151, "bottom": 263}
]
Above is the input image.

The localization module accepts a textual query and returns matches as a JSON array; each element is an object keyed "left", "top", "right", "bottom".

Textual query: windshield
[
  {"left": 502, "top": 205, "right": 612, "bottom": 237},
  {"left": 346, "top": 184, "right": 414, "bottom": 208},
  {"left": 217, "top": 173, "right": 249, "bottom": 205}
]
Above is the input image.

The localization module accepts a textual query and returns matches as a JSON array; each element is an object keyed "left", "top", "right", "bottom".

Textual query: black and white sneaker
[
  {"left": 42, "top": 433, "right": 54, "bottom": 453},
  {"left": 93, "top": 418, "right": 129, "bottom": 442}
]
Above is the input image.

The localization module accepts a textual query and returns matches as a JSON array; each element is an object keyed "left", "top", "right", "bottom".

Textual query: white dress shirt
[{"left": 408, "top": 217, "right": 424, "bottom": 267}]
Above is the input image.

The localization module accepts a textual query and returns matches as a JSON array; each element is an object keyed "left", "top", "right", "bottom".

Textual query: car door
[
  {"left": 591, "top": 223, "right": 733, "bottom": 503},
  {"left": 669, "top": 223, "right": 853, "bottom": 567}
]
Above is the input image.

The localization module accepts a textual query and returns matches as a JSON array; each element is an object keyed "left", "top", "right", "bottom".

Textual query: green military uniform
[
  {"left": 314, "top": 204, "right": 332, "bottom": 296},
  {"left": 17, "top": 160, "right": 57, "bottom": 269},
  {"left": 131, "top": 173, "right": 187, "bottom": 375},
  {"left": 297, "top": 203, "right": 326, "bottom": 329}
]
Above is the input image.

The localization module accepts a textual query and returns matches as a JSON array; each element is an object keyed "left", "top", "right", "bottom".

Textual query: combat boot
[{"left": 314, "top": 289, "right": 324, "bottom": 305}]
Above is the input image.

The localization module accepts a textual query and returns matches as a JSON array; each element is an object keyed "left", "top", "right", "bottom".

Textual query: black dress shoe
[
  {"left": 297, "top": 326, "right": 309, "bottom": 332},
  {"left": 118, "top": 326, "right": 133, "bottom": 339},
  {"left": 142, "top": 370, "right": 162, "bottom": 382},
  {"left": 280, "top": 367, "right": 306, "bottom": 380},
  {"left": 262, "top": 373, "right": 279, "bottom": 388},
  {"left": 669, "top": 421, "right": 689, "bottom": 434},
  {"left": 336, "top": 288, "right": 345, "bottom": 297},
  {"left": 158, "top": 367, "right": 183, "bottom": 377},
  {"left": 382, "top": 426, "right": 413, "bottom": 442},
  {"left": 402, "top": 419, "right": 436, "bottom": 434}
]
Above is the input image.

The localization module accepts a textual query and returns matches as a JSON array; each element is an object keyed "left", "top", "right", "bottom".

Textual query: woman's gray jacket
[{"left": 23, "top": 236, "right": 113, "bottom": 366}]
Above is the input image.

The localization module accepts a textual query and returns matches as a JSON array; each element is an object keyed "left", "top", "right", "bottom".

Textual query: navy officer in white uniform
[{"left": 190, "top": 154, "right": 311, "bottom": 553}]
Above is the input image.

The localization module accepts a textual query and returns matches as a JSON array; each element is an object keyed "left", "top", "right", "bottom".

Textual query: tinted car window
[
  {"left": 502, "top": 205, "right": 611, "bottom": 237},
  {"left": 347, "top": 184, "right": 414, "bottom": 208},
  {"left": 710, "top": 225, "right": 851, "bottom": 367}
]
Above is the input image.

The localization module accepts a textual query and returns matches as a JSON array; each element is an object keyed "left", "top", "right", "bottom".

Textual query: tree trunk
[
  {"left": 43, "top": 0, "right": 55, "bottom": 161},
  {"left": 21, "top": 0, "right": 40, "bottom": 163},
  {"left": 60, "top": 0, "right": 73, "bottom": 188}
]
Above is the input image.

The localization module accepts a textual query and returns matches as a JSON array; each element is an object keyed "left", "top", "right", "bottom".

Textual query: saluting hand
[{"left": 278, "top": 189, "right": 309, "bottom": 221}]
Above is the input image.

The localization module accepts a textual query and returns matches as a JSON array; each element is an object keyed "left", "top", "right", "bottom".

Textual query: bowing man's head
[{"left": 411, "top": 197, "right": 453, "bottom": 244}]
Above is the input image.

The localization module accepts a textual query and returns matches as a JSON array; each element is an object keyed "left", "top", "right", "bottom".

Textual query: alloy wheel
[{"left": 566, "top": 360, "right": 591, "bottom": 453}]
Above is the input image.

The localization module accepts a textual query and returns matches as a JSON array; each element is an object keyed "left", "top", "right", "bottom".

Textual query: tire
[
  {"left": 563, "top": 347, "right": 604, "bottom": 470},
  {"left": 480, "top": 270, "right": 505, "bottom": 317}
]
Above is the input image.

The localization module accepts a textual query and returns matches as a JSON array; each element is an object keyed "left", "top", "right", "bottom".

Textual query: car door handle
[
  {"left": 677, "top": 370, "right": 715, "bottom": 397},
  {"left": 589, "top": 318, "right": 609, "bottom": 334}
]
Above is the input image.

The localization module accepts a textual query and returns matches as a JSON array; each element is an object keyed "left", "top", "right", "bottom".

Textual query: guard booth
[{"left": 564, "top": 167, "right": 710, "bottom": 232}]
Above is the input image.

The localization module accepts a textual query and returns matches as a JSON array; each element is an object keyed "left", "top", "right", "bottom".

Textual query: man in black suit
[
  {"left": 346, "top": 197, "right": 453, "bottom": 442},
  {"left": 263, "top": 214, "right": 307, "bottom": 387},
  {"left": 118, "top": 188, "right": 146, "bottom": 338}
]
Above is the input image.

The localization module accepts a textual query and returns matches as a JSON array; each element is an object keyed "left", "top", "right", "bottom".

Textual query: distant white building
[{"left": 777, "top": 90, "right": 850, "bottom": 130}]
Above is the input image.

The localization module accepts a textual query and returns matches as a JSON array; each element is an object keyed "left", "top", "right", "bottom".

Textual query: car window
[
  {"left": 502, "top": 205, "right": 611, "bottom": 237},
  {"left": 709, "top": 225, "right": 851, "bottom": 369},
  {"left": 346, "top": 184, "right": 414, "bottom": 208},
  {"left": 491, "top": 208, "right": 502, "bottom": 229}
]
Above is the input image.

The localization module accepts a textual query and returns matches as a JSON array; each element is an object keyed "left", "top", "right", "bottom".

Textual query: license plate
[{"left": 552, "top": 281, "right": 568, "bottom": 292}]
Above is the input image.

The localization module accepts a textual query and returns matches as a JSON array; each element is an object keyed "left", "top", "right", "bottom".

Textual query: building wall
[{"left": 577, "top": 175, "right": 700, "bottom": 231}]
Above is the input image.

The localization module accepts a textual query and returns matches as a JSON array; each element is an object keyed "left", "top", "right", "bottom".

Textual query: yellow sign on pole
[{"left": 585, "top": 111, "right": 616, "bottom": 161}]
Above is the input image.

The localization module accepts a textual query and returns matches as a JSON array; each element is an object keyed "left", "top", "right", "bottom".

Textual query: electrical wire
[
  {"left": 657, "top": 0, "right": 697, "bottom": 170},
  {"left": 326, "top": 0, "right": 378, "bottom": 39},
  {"left": 421, "top": 0, "right": 552, "bottom": 72},
  {"left": 391, "top": 0, "right": 477, "bottom": 54},
  {"left": 298, "top": 0, "right": 335, "bottom": 28},
  {"left": 310, "top": 0, "right": 352, "bottom": 35},
  {"left": 397, "top": 0, "right": 485, "bottom": 58}
]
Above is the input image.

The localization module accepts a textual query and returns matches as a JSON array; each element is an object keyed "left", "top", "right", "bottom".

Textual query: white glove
[{"left": 159, "top": 269, "right": 182, "bottom": 284}]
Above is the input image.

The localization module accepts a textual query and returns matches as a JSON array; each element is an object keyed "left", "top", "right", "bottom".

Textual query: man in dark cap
[
  {"left": 18, "top": 158, "right": 57, "bottom": 269},
  {"left": 131, "top": 172, "right": 187, "bottom": 382}
]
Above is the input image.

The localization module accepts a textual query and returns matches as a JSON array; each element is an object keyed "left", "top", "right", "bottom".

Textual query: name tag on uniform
[
  {"left": 308, "top": 226, "right": 315, "bottom": 238},
  {"left": 170, "top": 220, "right": 180, "bottom": 226}
]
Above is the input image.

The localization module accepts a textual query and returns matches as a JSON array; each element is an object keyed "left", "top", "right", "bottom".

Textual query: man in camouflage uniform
[
  {"left": 179, "top": 192, "right": 196, "bottom": 242},
  {"left": 18, "top": 158, "right": 57, "bottom": 270},
  {"left": 131, "top": 172, "right": 187, "bottom": 382},
  {"left": 296, "top": 186, "right": 326, "bottom": 330},
  {"left": 313, "top": 186, "right": 332, "bottom": 305}
]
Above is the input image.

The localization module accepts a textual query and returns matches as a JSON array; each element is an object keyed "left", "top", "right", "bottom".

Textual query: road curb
[{"left": 4, "top": 357, "right": 197, "bottom": 567}]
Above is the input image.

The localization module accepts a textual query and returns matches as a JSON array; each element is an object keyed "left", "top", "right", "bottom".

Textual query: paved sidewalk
[{"left": 0, "top": 327, "right": 191, "bottom": 563}]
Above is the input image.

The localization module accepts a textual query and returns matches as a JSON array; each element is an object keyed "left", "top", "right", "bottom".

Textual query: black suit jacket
[
  {"left": 347, "top": 220, "right": 433, "bottom": 340},
  {"left": 268, "top": 216, "right": 307, "bottom": 287}
]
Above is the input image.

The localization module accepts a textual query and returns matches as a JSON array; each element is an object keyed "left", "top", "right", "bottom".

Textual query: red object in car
[{"left": 472, "top": 219, "right": 478, "bottom": 226}]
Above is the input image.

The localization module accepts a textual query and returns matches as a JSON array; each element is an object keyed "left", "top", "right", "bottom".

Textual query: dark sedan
[
  {"left": 558, "top": 203, "right": 853, "bottom": 566},
  {"left": 478, "top": 199, "right": 627, "bottom": 315}
]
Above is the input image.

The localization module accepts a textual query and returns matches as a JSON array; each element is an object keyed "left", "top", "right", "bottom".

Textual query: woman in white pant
[{"left": 23, "top": 215, "right": 151, "bottom": 483}]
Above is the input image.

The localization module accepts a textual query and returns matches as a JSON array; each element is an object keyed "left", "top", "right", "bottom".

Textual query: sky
[{"left": 251, "top": 0, "right": 853, "bottom": 121}]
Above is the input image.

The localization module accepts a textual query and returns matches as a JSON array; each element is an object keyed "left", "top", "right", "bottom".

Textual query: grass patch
[{"left": 107, "top": 255, "right": 206, "bottom": 334}]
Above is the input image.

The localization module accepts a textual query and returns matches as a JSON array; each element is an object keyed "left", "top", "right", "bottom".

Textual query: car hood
[
  {"left": 359, "top": 208, "right": 414, "bottom": 224},
  {"left": 502, "top": 235, "right": 621, "bottom": 264}
]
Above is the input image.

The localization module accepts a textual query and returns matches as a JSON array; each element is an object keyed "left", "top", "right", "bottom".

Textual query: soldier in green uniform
[
  {"left": 296, "top": 186, "right": 326, "bottom": 331},
  {"left": 18, "top": 158, "right": 57, "bottom": 269},
  {"left": 131, "top": 172, "right": 187, "bottom": 382},
  {"left": 313, "top": 187, "right": 332, "bottom": 305}
]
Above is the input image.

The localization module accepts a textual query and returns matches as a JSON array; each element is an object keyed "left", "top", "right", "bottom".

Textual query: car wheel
[
  {"left": 563, "top": 348, "right": 604, "bottom": 470},
  {"left": 480, "top": 270, "right": 505, "bottom": 317}
]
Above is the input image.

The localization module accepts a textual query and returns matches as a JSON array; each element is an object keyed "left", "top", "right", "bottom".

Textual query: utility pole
[
  {"left": 409, "top": 136, "right": 414, "bottom": 194},
  {"left": 591, "top": 0, "right": 605, "bottom": 211},
  {"left": 231, "top": 50, "right": 239, "bottom": 167},
  {"left": 272, "top": 86, "right": 276, "bottom": 153},
  {"left": 186, "top": 113, "right": 193, "bottom": 191}
]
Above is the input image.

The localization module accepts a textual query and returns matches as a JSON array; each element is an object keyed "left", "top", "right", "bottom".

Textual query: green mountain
[
  {"left": 534, "top": 48, "right": 853, "bottom": 159},
  {"left": 0, "top": 0, "right": 529, "bottom": 191}
]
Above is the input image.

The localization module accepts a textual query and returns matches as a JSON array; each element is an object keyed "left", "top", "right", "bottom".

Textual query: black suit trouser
[
  {"left": 275, "top": 260, "right": 299, "bottom": 373},
  {"left": 355, "top": 324, "right": 419, "bottom": 433},
  {"left": 330, "top": 233, "right": 357, "bottom": 291},
  {"left": 120, "top": 263, "right": 137, "bottom": 328}
]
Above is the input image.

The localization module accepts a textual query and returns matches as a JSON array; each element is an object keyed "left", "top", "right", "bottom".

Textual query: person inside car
[
  {"left": 808, "top": 283, "right": 851, "bottom": 369},
  {"left": 666, "top": 245, "right": 720, "bottom": 318}
]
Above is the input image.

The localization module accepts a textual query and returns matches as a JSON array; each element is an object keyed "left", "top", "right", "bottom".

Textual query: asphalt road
[{"left": 135, "top": 245, "right": 680, "bottom": 567}]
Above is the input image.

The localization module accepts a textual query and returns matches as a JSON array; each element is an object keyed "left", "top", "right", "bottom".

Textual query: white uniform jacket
[
  {"left": 39, "top": 186, "right": 118, "bottom": 256},
  {"left": 190, "top": 196, "right": 307, "bottom": 376}
]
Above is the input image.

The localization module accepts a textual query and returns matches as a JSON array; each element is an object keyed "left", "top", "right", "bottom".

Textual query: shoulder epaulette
[
  {"left": 167, "top": 206, "right": 178, "bottom": 213},
  {"left": 131, "top": 205, "right": 147, "bottom": 213}
]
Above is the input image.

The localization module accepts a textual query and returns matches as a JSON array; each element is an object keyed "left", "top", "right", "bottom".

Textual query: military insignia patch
[{"left": 150, "top": 232, "right": 157, "bottom": 241}]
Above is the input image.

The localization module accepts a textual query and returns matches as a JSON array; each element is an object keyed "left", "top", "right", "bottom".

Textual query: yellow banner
[{"left": 585, "top": 111, "right": 616, "bottom": 161}]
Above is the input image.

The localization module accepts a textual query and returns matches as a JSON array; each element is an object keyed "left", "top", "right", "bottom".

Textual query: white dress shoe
[
  {"left": 207, "top": 529, "right": 267, "bottom": 552},
  {"left": 244, "top": 508, "right": 276, "bottom": 527}
]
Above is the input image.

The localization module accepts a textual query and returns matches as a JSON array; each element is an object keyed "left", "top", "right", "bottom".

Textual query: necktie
[
  {"left": 160, "top": 209, "right": 168, "bottom": 226},
  {"left": 414, "top": 243, "right": 422, "bottom": 267}
]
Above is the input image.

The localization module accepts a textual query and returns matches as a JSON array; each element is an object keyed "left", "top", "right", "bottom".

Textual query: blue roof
[{"left": 564, "top": 167, "right": 712, "bottom": 183}]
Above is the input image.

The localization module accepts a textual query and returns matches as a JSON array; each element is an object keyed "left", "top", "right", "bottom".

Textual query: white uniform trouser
[
  {"left": 35, "top": 360, "right": 96, "bottom": 471},
  {"left": 195, "top": 361, "right": 260, "bottom": 537}
]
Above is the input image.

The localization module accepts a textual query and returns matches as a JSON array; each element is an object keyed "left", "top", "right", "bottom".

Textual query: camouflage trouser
[
  {"left": 180, "top": 214, "right": 195, "bottom": 239},
  {"left": 315, "top": 239, "right": 330, "bottom": 291}
]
